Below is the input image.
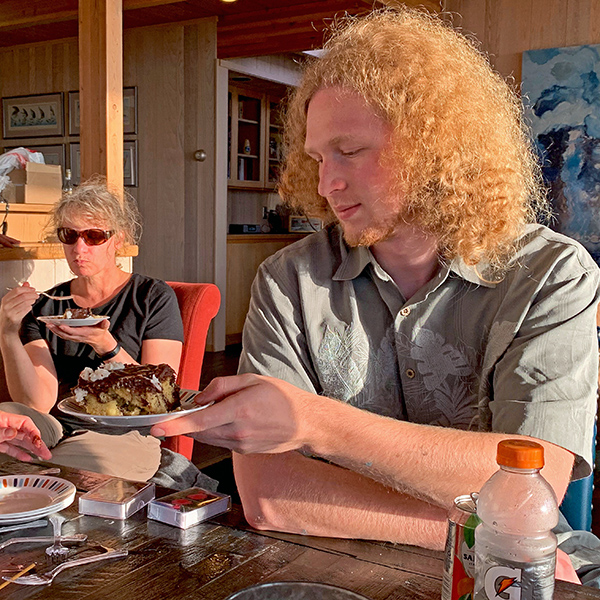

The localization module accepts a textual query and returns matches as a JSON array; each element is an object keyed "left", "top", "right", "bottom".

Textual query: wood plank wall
[
  {"left": 445, "top": 0, "right": 600, "bottom": 84},
  {"left": 0, "top": 18, "right": 220, "bottom": 348}
]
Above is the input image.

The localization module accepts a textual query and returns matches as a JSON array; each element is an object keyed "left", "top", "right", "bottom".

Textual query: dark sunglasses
[{"left": 57, "top": 227, "right": 114, "bottom": 246}]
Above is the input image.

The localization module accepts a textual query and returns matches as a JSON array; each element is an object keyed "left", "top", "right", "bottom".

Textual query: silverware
[
  {"left": 4, "top": 547, "right": 128, "bottom": 585},
  {"left": 37, "top": 468, "right": 61, "bottom": 475},
  {"left": 45, "top": 515, "right": 69, "bottom": 562},
  {"left": 39, "top": 292, "right": 74, "bottom": 301},
  {"left": 0, "top": 534, "right": 87, "bottom": 551}
]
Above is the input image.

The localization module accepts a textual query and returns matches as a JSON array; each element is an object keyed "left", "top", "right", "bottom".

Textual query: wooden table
[{"left": 0, "top": 457, "right": 596, "bottom": 600}]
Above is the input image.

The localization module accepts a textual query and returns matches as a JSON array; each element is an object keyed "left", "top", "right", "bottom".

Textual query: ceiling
[{"left": 0, "top": 0, "right": 442, "bottom": 57}]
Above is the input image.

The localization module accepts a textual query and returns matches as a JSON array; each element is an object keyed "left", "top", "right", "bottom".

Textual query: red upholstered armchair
[{"left": 161, "top": 282, "right": 221, "bottom": 460}]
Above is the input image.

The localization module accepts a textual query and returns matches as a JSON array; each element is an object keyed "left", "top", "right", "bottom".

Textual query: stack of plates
[{"left": 0, "top": 474, "right": 76, "bottom": 525}]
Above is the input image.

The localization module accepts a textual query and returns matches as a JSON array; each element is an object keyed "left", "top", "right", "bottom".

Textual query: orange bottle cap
[{"left": 496, "top": 439, "right": 544, "bottom": 469}]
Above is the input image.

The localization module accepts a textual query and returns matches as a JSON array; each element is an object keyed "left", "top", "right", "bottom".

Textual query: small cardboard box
[{"left": 4, "top": 162, "right": 62, "bottom": 204}]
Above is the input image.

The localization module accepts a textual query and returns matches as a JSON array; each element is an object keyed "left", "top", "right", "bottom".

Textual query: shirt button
[
  {"left": 400, "top": 307, "right": 411, "bottom": 317},
  {"left": 406, "top": 368, "right": 416, "bottom": 378}
]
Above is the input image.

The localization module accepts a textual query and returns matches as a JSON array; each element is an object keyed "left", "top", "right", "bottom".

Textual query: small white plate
[
  {"left": 57, "top": 389, "right": 212, "bottom": 427},
  {"left": 0, "top": 475, "right": 76, "bottom": 524},
  {"left": 37, "top": 315, "right": 110, "bottom": 327}
]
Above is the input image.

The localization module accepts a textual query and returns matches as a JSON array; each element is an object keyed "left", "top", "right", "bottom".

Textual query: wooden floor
[{"left": 197, "top": 345, "right": 600, "bottom": 536}]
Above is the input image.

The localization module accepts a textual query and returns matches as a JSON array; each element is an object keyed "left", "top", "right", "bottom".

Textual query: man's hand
[
  {"left": 151, "top": 374, "right": 316, "bottom": 454},
  {"left": 0, "top": 411, "right": 52, "bottom": 462}
]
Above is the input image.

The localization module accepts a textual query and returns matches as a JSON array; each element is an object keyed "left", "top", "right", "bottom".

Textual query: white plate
[
  {"left": 0, "top": 475, "right": 76, "bottom": 524},
  {"left": 57, "top": 389, "right": 212, "bottom": 427},
  {"left": 37, "top": 315, "right": 110, "bottom": 327}
]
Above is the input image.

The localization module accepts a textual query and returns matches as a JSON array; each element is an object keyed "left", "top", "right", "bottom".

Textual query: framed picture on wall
[
  {"left": 124, "top": 140, "right": 138, "bottom": 187},
  {"left": 69, "top": 142, "right": 81, "bottom": 185},
  {"left": 69, "top": 141, "right": 137, "bottom": 187},
  {"left": 2, "top": 93, "right": 64, "bottom": 138},
  {"left": 68, "top": 87, "right": 137, "bottom": 135},
  {"left": 4, "top": 144, "right": 66, "bottom": 173}
]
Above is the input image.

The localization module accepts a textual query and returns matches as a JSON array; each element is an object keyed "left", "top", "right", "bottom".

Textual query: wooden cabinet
[
  {"left": 226, "top": 233, "right": 307, "bottom": 345},
  {"left": 228, "top": 86, "right": 283, "bottom": 190}
]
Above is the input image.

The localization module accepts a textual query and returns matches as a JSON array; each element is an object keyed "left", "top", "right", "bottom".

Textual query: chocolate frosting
[{"left": 76, "top": 363, "right": 179, "bottom": 405}]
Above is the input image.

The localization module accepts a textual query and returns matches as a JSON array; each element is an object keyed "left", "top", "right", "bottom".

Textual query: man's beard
[{"left": 342, "top": 207, "right": 407, "bottom": 247}]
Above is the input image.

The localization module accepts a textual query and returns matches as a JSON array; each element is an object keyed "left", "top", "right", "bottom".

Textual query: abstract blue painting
[{"left": 522, "top": 44, "right": 600, "bottom": 266}]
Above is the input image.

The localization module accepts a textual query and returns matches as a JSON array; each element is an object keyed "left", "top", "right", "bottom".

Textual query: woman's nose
[
  {"left": 73, "top": 236, "right": 88, "bottom": 251},
  {"left": 317, "top": 161, "right": 347, "bottom": 197}
]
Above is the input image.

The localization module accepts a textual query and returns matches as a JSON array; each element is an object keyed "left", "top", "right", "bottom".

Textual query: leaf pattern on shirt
[
  {"left": 432, "top": 379, "right": 478, "bottom": 429},
  {"left": 316, "top": 324, "right": 402, "bottom": 418},
  {"left": 411, "top": 329, "right": 473, "bottom": 390},
  {"left": 397, "top": 328, "right": 478, "bottom": 429}
]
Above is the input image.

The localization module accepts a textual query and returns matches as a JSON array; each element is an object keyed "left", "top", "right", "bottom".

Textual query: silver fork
[
  {"left": 3, "top": 548, "right": 128, "bottom": 586},
  {"left": 39, "top": 292, "right": 74, "bottom": 301}
]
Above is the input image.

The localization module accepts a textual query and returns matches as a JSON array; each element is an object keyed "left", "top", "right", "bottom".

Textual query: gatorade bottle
[{"left": 474, "top": 439, "right": 559, "bottom": 600}]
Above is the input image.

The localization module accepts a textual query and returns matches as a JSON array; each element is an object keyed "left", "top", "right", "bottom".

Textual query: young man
[{"left": 154, "top": 9, "right": 600, "bottom": 550}]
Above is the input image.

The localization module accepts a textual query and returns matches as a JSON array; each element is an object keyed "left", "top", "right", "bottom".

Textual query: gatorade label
[{"left": 479, "top": 556, "right": 555, "bottom": 600}]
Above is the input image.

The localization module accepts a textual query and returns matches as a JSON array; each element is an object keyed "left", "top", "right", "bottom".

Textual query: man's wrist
[{"left": 97, "top": 342, "right": 121, "bottom": 362}]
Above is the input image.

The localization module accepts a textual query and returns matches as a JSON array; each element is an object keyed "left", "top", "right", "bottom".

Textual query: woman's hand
[
  {"left": 0, "top": 234, "right": 20, "bottom": 248},
  {"left": 151, "top": 374, "right": 318, "bottom": 454},
  {"left": 0, "top": 282, "right": 38, "bottom": 335},
  {"left": 0, "top": 411, "right": 52, "bottom": 462},
  {"left": 45, "top": 318, "right": 116, "bottom": 355}
]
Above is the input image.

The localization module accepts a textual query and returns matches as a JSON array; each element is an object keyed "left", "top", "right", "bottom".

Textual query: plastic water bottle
[{"left": 474, "top": 439, "right": 558, "bottom": 600}]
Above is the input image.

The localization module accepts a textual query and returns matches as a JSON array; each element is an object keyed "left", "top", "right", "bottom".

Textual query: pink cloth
[{"left": 556, "top": 548, "right": 581, "bottom": 585}]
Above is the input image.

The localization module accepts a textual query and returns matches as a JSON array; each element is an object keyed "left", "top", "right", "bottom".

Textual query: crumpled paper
[{"left": 0, "top": 147, "right": 44, "bottom": 195}]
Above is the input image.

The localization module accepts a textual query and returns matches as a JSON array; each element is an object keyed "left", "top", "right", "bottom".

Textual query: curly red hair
[{"left": 278, "top": 8, "right": 548, "bottom": 267}]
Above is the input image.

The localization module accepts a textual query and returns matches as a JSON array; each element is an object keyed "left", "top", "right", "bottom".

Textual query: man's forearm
[
  {"left": 233, "top": 451, "right": 449, "bottom": 550},
  {"left": 301, "top": 397, "right": 575, "bottom": 507}
]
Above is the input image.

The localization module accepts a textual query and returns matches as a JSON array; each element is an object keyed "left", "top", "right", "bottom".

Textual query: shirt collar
[{"left": 333, "top": 237, "right": 500, "bottom": 289}]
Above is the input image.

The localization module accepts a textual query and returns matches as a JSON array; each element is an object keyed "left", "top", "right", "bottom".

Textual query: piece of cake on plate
[{"left": 74, "top": 362, "right": 181, "bottom": 416}]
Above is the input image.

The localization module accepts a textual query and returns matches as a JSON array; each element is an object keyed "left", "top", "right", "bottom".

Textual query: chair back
[{"left": 161, "top": 282, "right": 221, "bottom": 459}]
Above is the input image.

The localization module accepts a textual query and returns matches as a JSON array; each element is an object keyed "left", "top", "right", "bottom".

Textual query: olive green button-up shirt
[{"left": 239, "top": 224, "right": 600, "bottom": 479}]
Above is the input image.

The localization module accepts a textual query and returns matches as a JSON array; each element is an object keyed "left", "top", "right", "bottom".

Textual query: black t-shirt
[{"left": 20, "top": 273, "right": 184, "bottom": 401}]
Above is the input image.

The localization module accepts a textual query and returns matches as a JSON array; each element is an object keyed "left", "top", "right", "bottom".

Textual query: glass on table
[{"left": 225, "top": 581, "right": 372, "bottom": 600}]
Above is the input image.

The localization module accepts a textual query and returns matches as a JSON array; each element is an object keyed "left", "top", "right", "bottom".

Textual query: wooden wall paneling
[
  {"left": 183, "top": 18, "right": 217, "bottom": 285},
  {"left": 529, "top": 0, "right": 568, "bottom": 50},
  {"left": 124, "top": 25, "right": 186, "bottom": 281},
  {"left": 565, "top": 0, "right": 594, "bottom": 47},
  {"left": 445, "top": 0, "right": 600, "bottom": 86},
  {"left": 182, "top": 18, "right": 219, "bottom": 350}
]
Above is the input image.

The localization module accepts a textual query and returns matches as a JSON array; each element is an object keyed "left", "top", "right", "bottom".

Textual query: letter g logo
[{"left": 483, "top": 565, "right": 522, "bottom": 600}]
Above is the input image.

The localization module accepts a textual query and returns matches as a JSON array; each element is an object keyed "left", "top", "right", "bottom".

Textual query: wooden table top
[{"left": 0, "top": 457, "right": 596, "bottom": 600}]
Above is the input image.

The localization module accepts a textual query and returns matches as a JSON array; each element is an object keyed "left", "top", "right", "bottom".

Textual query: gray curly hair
[{"left": 48, "top": 176, "right": 142, "bottom": 245}]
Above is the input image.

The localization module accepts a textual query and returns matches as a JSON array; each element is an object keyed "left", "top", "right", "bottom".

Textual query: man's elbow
[{"left": 239, "top": 492, "right": 291, "bottom": 533}]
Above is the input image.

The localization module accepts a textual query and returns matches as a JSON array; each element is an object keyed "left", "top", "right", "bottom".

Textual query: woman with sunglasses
[{"left": 0, "top": 178, "right": 183, "bottom": 480}]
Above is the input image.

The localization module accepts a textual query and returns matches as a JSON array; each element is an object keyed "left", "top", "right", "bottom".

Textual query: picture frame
[
  {"left": 2, "top": 93, "right": 64, "bottom": 139},
  {"left": 3, "top": 143, "right": 66, "bottom": 173},
  {"left": 69, "top": 141, "right": 138, "bottom": 187},
  {"left": 68, "top": 87, "right": 137, "bottom": 136},
  {"left": 69, "top": 142, "right": 81, "bottom": 184},
  {"left": 123, "top": 140, "right": 138, "bottom": 187}
]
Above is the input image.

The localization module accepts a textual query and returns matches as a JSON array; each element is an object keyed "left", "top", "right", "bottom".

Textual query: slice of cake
[
  {"left": 74, "top": 362, "right": 181, "bottom": 416},
  {"left": 64, "top": 307, "right": 95, "bottom": 319}
]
